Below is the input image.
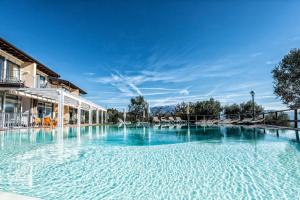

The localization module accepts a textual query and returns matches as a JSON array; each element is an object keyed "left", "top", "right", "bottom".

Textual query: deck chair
[
  {"left": 153, "top": 117, "right": 160, "bottom": 123},
  {"left": 43, "top": 117, "right": 52, "bottom": 127},
  {"left": 35, "top": 117, "right": 42, "bottom": 127},
  {"left": 168, "top": 116, "right": 175, "bottom": 123},
  {"left": 161, "top": 117, "right": 170, "bottom": 123},
  {"left": 175, "top": 117, "right": 186, "bottom": 123}
]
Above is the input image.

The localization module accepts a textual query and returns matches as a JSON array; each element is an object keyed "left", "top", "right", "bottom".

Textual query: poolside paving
[{"left": 0, "top": 192, "right": 39, "bottom": 200}]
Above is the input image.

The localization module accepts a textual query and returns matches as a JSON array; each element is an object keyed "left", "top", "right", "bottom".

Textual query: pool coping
[
  {"left": 0, "top": 192, "right": 39, "bottom": 200},
  {"left": 0, "top": 123, "right": 108, "bottom": 131},
  {"left": 1, "top": 123, "right": 300, "bottom": 132}
]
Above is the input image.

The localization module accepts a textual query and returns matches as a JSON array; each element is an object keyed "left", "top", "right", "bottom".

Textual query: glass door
[
  {"left": 6, "top": 61, "right": 20, "bottom": 82},
  {"left": 4, "top": 95, "right": 21, "bottom": 113}
]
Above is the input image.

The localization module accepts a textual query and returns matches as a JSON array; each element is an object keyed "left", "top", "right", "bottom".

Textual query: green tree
[
  {"left": 240, "top": 101, "right": 263, "bottom": 118},
  {"left": 175, "top": 102, "right": 191, "bottom": 120},
  {"left": 193, "top": 98, "right": 222, "bottom": 119},
  {"left": 265, "top": 112, "right": 290, "bottom": 127},
  {"left": 107, "top": 108, "right": 122, "bottom": 124},
  {"left": 224, "top": 103, "right": 241, "bottom": 119},
  {"left": 128, "top": 96, "right": 148, "bottom": 122},
  {"left": 272, "top": 49, "right": 300, "bottom": 108}
]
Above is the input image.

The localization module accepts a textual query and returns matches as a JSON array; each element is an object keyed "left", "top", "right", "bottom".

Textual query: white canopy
[{"left": 11, "top": 88, "right": 107, "bottom": 127}]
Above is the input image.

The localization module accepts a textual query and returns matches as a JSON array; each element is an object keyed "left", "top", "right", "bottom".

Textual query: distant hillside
[{"left": 151, "top": 105, "right": 176, "bottom": 115}]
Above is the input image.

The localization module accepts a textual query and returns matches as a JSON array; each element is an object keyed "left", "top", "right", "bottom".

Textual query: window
[
  {"left": 6, "top": 60, "right": 20, "bottom": 81},
  {"left": 4, "top": 95, "right": 21, "bottom": 113},
  {"left": 37, "top": 101, "right": 53, "bottom": 118},
  {"left": 45, "top": 103, "right": 53, "bottom": 116},
  {"left": 36, "top": 75, "right": 47, "bottom": 88},
  {"left": 0, "top": 57, "right": 4, "bottom": 80}
]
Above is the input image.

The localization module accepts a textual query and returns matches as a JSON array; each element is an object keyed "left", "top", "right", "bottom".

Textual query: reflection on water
[
  {"left": 0, "top": 125, "right": 299, "bottom": 149},
  {"left": 0, "top": 125, "right": 300, "bottom": 200}
]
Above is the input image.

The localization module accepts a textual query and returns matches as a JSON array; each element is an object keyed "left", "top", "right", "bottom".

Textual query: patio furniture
[
  {"left": 43, "top": 117, "right": 52, "bottom": 127},
  {"left": 237, "top": 118, "right": 253, "bottom": 125},
  {"left": 161, "top": 117, "right": 170, "bottom": 123},
  {"left": 153, "top": 117, "right": 160, "bottom": 123},
  {"left": 248, "top": 118, "right": 265, "bottom": 125},
  {"left": 35, "top": 117, "right": 42, "bottom": 127},
  {"left": 118, "top": 118, "right": 131, "bottom": 125},
  {"left": 168, "top": 116, "right": 175, "bottom": 123},
  {"left": 52, "top": 118, "right": 58, "bottom": 128},
  {"left": 175, "top": 117, "right": 186, "bottom": 123}
]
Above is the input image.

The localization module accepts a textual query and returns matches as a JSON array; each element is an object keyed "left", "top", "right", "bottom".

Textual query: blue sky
[{"left": 1, "top": 0, "right": 300, "bottom": 110}]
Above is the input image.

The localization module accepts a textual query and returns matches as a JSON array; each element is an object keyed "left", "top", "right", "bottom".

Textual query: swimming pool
[{"left": 0, "top": 125, "right": 299, "bottom": 199}]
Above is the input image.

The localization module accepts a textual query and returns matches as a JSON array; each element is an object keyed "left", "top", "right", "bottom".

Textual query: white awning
[{"left": 15, "top": 88, "right": 106, "bottom": 111}]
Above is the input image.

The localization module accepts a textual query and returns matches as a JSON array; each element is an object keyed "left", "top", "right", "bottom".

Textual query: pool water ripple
[{"left": 0, "top": 126, "right": 299, "bottom": 199}]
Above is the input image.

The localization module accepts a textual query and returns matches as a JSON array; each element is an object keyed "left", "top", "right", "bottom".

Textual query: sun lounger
[
  {"left": 206, "top": 120, "right": 215, "bottom": 125},
  {"left": 168, "top": 116, "right": 175, "bottom": 123},
  {"left": 175, "top": 117, "right": 186, "bottom": 123},
  {"left": 161, "top": 117, "right": 170, "bottom": 123},
  {"left": 35, "top": 117, "right": 41, "bottom": 126},
  {"left": 52, "top": 118, "right": 58, "bottom": 128},
  {"left": 217, "top": 119, "right": 239, "bottom": 124},
  {"left": 248, "top": 118, "right": 265, "bottom": 124},
  {"left": 195, "top": 120, "right": 206, "bottom": 125},
  {"left": 211, "top": 119, "right": 220, "bottom": 124},
  {"left": 237, "top": 118, "right": 253, "bottom": 125},
  {"left": 118, "top": 118, "right": 131, "bottom": 125},
  {"left": 43, "top": 117, "right": 52, "bottom": 127},
  {"left": 153, "top": 117, "right": 160, "bottom": 123}
]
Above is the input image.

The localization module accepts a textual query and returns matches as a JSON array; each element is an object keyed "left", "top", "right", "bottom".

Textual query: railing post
[
  {"left": 3, "top": 59, "right": 7, "bottom": 81},
  {"left": 89, "top": 109, "right": 92, "bottom": 125},
  {"left": 96, "top": 109, "right": 99, "bottom": 124},
  {"left": 294, "top": 109, "right": 298, "bottom": 129},
  {"left": 77, "top": 102, "right": 81, "bottom": 127},
  {"left": 2, "top": 93, "right": 6, "bottom": 128},
  {"left": 1, "top": 113, "right": 4, "bottom": 128},
  {"left": 57, "top": 90, "right": 64, "bottom": 128}
]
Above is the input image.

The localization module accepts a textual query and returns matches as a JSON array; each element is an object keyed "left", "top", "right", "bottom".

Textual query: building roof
[
  {"left": 49, "top": 77, "right": 87, "bottom": 95},
  {"left": 0, "top": 38, "right": 60, "bottom": 78}
]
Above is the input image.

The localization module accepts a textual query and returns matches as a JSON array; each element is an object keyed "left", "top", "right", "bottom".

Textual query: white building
[{"left": 0, "top": 38, "right": 107, "bottom": 128}]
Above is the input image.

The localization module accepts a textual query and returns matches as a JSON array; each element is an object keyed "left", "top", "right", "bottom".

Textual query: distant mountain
[{"left": 151, "top": 105, "right": 176, "bottom": 115}]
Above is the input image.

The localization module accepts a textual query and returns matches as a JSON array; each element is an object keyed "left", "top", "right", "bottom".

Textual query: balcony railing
[
  {"left": 0, "top": 112, "right": 80, "bottom": 129},
  {"left": 36, "top": 82, "right": 49, "bottom": 88},
  {"left": 0, "top": 69, "right": 24, "bottom": 87},
  {"left": 0, "top": 112, "right": 30, "bottom": 128}
]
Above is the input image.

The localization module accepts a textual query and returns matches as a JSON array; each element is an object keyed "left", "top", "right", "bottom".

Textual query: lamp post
[
  {"left": 187, "top": 102, "right": 190, "bottom": 124},
  {"left": 250, "top": 91, "right": 255, "bottom": 121},
  {"left": 123, "top": 108, "right": 126, "bottom": 123},
  {"left": 147, "top": 102, "right": 151, "bottom": 122}
]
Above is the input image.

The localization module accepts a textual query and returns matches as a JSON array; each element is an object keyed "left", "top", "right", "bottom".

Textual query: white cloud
[
  {"left": 139, "top": 87, "right": 179, "bottom": 91},
  {"left": 250, "top": 52, "right": 263, "bottom": 57},
  {"left": 88, "top": 51, "right": 284, "bottom": 109},
  {"left": 179, "top": 89, "right": 189, "bottom": 95},
  {"left": 266, "top": 60, "right": 277, "bottom": 65},
  {"left": 83, "top": 72, "right": 95, "bottom": 76},
  {"left": 94, "top": 71, "right": 143, "bottom": 97}
]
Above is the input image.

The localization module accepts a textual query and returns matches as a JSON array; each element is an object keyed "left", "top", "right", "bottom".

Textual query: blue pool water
[{"left": 0, "top": 125, "right": 300, "bottom": 199}]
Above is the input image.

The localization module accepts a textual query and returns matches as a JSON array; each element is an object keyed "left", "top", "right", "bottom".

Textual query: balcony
[
  {"left": 0, "top": 74, "right": 24, "bottom": 88},
  {"left": 0, "top": 59, "right": 24, "bottom": 87}
]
